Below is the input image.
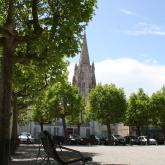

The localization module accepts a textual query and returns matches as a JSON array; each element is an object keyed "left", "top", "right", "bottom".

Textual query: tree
[
  {"left": 32, "top": 92, "right": 55, "bottom": 132},
  {"left": 33, "top": 81, "right": 84, "bottom": 138},
  {"left": 0, "top": 1, "right": 96, "bottom": 164},
  {"left": 150, "top": 86, "right": 165, "bottom": 136},
  {"left": 89, "top": 84, "right": 127, "bottom": 144},
  {"left": 10, "top": 58, "right": 67, "bottom": 154},
  {"left": 12, "top": 55, "right": 68, "bottom": 129},
  {"left": 67, "top": 93, "right": 85, "bottom": 136},
  {"left": 125, "top": 88, "right": 150, "bottom": 136},
  {"left": 47, "top": 82, "right": 84, "bottom": 138}
]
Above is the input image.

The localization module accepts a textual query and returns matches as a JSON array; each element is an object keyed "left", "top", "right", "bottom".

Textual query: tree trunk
[
  {"left": 106, "top": 123, "right": 111, "bottom": 145},
  {"left": 62, "top": 116, "right": 67, "bottom": 138},
  {"left": 40, "top": 123, "right": 44, "bottom": 132},
  {"left": 0, "top": 9, "right": 16, "bottom": 164},
  {"left": 161, "top": 126, "right": 165, "bottom": 138},
  {"left": 146, "top": 126, "right": 149, "bottom": 145},
  {"left": 11, "top": 93, "right": 18, "bottom": 155},
  {"left": 136, "top": 126, "right": 141, "bottom": 136},
  {"left": 0, "top": 36, "right": 14, "bottom": 165},
  {"left": 77, "top": 123, "right": 80, "bottom": 136}
]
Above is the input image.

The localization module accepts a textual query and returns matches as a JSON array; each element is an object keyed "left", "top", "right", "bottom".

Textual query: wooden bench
[{"left": 36, "top": 131, "right": 92, "bottom": 165}]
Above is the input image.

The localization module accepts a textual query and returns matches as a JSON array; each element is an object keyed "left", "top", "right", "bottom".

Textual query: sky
[{"left": 68, "top": 0, "right": 165, "bottom": 96}]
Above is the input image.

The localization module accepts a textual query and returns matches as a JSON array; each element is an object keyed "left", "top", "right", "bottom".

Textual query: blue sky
[{"left": 68, "top": 0, "right": 165, "bottom": 96}]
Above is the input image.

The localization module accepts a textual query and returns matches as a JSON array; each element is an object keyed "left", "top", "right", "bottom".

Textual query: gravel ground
[{"left": 9, "top": 144, "right": 165, "bottom": 165}]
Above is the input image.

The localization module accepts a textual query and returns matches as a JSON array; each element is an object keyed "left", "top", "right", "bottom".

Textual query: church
[{"left": 72, "top": 33, "right": 96, "bottom": 100}]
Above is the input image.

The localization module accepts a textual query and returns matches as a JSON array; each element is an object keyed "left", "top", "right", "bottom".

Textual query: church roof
[{"left": 79, "top": 33, "right": 90, "bottom": 65}]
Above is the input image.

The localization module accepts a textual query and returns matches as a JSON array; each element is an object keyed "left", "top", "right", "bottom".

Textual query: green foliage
[
  {"left": 32, "top": 81, "right": 84, "bottom": 125},
  {"left": 32, "top": 92, "right": 55, "bottom": 124},
  {"left": 0, "top": 1, "right": 6, "bottom": 25},
  {"left": 67, "top": 92, "right": 85, "bottom": 126},
  {"left": 89, "top": 83, "right": 127, "bottom": 125},
  {"left": 150, "top": 86, "right": 165, "bottom": 127},
  {"left": 13, "top": 57, "right": 68, "bottom": 97},
  {"left": 5, "top": 0, "right": 97, "bottom": 60},
  {"left": 125, "top": 88, "right": 150, "bottom": 127},
  {"left": 18, "top": 108, "right": 33, "bottom": 126},
  {"left": 10, "top": 0, "right": 97, "bottom": 126},
  {"left": 46, "top": 82, "right": 83, "bottom": 119},
  {"left": 13, "top": 55, "right": 68, "bottom": 125}
]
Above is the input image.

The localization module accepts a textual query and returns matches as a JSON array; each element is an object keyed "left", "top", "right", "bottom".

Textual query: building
[{"left": 72, "top": 33, "right": 96, "bottom": 100}]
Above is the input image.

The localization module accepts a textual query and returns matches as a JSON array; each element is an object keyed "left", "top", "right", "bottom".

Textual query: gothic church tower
[{"left": 72, "top": 34, "right": 96, "bottom": 99}]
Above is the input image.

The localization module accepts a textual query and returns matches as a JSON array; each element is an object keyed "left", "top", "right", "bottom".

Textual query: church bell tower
[{"left": 72, "top": 33, "right": 96, "bottom": 99}]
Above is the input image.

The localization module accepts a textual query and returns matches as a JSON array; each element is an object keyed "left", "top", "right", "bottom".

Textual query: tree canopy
[
  {"left": 150, "top": 86, "right": 165, "bottom": 135},
  {"left": 125, "top": 88, "right": 150, "bottom": 136},
  {"left": 89, "top": 83, "right": 127, "bottom": 143},
  {"left": 32, "top": 81, "right": 84, "bottom": 137}
]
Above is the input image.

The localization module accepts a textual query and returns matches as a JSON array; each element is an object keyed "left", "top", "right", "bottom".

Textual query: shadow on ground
[{"left": 9, "top": 144, "right": 128, "bottom": 165}]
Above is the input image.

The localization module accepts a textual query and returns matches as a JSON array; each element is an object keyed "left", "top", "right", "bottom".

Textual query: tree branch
[
  {"left": 16, "top": 0, "right": 43, "bottom": 44},
  {"left": 32, "top": 0, "right": 43, "bottom": 34},
  {"left": 12, "top": 56, "right": 32, "bottom": 65},
  {"left": 0, "top": 26, "right": 16, "bottom": 37}
]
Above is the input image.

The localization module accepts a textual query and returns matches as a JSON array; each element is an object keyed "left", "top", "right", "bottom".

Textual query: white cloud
[
  {"left": 125, "top": 22, "right": 165, "bottom": 36},
  {"left": 120, "top": 8, "right": 137, "bottom": 16},
  {"left": 68, "top": 58, "right": 165, "bottom": 97},
  {"left": 120, "top": 8, "right": 148, "bottom": 20},
  {"left": 68, "top": 63, "right": 75, "bottom": 82}
]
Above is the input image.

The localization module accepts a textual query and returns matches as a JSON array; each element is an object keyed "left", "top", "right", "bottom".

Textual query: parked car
[
  {"left": 78, "top": 137, "right": 91, "bottom": 145},
  {"left": 88, "top": 135, "right": 100, "bottom": 145},
  {"left": 156, "top": 137, "right": 165, "bottom": 145},
  {"left": 137, "top": 136, "right": 157, "bottom": 145},
  {"left": 153, "top": 135, "right": 165, "bottom": 145},
  {"left": 53, "top": 135, "right": 65, "bottom": 145},
  {"left": 111, "top": 134, "right": 126, "bottom": 145},
  {"left": 124, "top": 136, "right": 138, "bottom": 145},
  {"left": 18, "top": 132, "right": 34, "bottom": 144},
  {"left": 98, "top": 136, "right": 107, "bottom": 145},
  {"left": 67, "top": 135, "right": 78, "bottom": 145},
  {"left": 67, "top": 135, "right": 84, "bottom": 145}
]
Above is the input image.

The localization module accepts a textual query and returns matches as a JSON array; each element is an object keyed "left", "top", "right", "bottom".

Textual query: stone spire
[
  {"left": 73, "top": 32, "right": 96, "bottom": 99},
  {"left": 79, "top": 33, "right": 90, "bottom": 65}
]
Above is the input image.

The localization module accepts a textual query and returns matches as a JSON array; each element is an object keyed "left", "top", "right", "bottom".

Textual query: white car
[
  {"left": 138, "top": 136, "right": 157, "bottom": 145},
  {"left": 18, "top": 132, "right": 34, "bottom": 144}
]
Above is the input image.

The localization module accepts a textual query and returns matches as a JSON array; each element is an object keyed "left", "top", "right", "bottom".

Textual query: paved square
[
  {"left": 69, "top": 145, "right": 165, "bottom": 165},
  {"left": 9, "top": 144, "right": 165, "bottom": 165}
]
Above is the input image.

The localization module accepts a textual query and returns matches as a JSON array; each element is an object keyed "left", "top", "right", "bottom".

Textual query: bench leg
[
  {"left": 46, "top": 157, "right": 50, "bottom": 165},
  {"left": 35, "top": 144, "right": 42, "bottom": 165}
]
